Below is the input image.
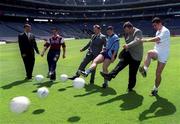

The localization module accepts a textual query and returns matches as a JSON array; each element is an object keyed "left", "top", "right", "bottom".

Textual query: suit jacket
[
  {"left": 125, "top": 27, "right": 143, "bottom": 61},
  {"left": 18, "top": 32, "right": 39, "bottom": 57},
  {"left": 81, "top": 33, "right": 106, "bottom": 57}
]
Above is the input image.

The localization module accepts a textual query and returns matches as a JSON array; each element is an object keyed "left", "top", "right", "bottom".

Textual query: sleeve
[
  {"left": 157, "top": 29, "right": 170, "bottom": 42},
  {"left": 18, "top": 35, "right": 25, "bottom": 55},
  {"left": 127, "top": 30, "right": 143, "bottom": 48},
  {"left": 113, "top": 39, "right": 119, "bottom": 53},
  {"left": 60, "top": 37, "right": 66, "bottom": 48},
  {"left": 44, "top": 38, "right": 51, "bottom": 48},
  {"left": 81, "top": 41, "right": 91, "bottom": 51},
  {"left": 32, "top": 35, "right": 39, "bottom": 54},
  {"left": 102, "top": 35, "right": 107, "bottom": 49},
  {"left": 81, "top": 35, "right": 95, "bottom": 51}
]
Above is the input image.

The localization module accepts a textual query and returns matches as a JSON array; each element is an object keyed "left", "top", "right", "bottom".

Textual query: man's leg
[
  {"left": 90, "top": 69, "right": 96, "bottom": 84},
  {"left": 139, "top": 50, "right": 157, "bottom": 77},
  {"left": 100, "top": 58, "right": 128, "bottom": 81},
  {"left": 80, "top": 54, "right": 104, "bottom": 77},
  {"left": 50, "top": 52, "right": 60, "bottom": 81},
  {"left": 47, "top": 51, "right": 53, "bottom": 78},
  {"left": 29, "top": 56, "right": 35, "bottom": 79},
  {"left": 102, "top": 59, "right": 112, "bottom": 88},
  {"left": 128, "top": 59, "right": 141, "bottom": 91},
  {"left": 151, "top": 61, "right": 166, "bottom": 96},
  {"left": 22, "top": 56, "right": 30, "bottom": 79},
  {"left": 69, "top": 54, "right": 93, "bottom": 80}
]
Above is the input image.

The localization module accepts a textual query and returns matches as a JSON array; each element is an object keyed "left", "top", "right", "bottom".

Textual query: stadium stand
[{"left": 0, "top": 0, "right": 180, "bottom": 42}]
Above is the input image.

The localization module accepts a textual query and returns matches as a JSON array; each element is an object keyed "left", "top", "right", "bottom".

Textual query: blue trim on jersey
[{"left": 105, "top": 34, "right": 120, "bottom": 58}]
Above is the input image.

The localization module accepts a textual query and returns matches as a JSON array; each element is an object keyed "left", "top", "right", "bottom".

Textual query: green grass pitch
[{"left": 0, "top": 37, "right": 180, "bottom": 124}]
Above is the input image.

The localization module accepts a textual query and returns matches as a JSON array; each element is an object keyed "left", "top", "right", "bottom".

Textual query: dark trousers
[
  {"left": 22, "top": 54, "right": 35, "bottom": 78},
  {"left": 76, "top": 52, "right": 96, "bottom": 83},
  {"left": 47, "top": 50, "right": 60, "bottom": 78},
  {"left": 110, "top": 50, "right": 141, "bottom": 90}
]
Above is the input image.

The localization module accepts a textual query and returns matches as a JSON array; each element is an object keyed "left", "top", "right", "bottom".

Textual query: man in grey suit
[
  {"left": 68, "top": 25, "right": 106, "bottom": 84},
  {"left": 100, "top": 22, "right": 143, "bottom": 92}
]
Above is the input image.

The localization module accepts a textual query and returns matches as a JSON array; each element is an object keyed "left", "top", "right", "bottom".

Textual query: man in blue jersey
[
  {"left": 100, "top": 22, "right": 143, "bottom": 92},
  {"left": 80, "top": 26, "right": 120, "bottom": 88}
]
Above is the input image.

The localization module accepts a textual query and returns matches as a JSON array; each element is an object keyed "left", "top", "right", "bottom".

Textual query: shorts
[
  {"left": 101, "top": 51, "right": 111, "bottom": 60},
  {"left": 154, "top": 49, "right": 169, "bottom": 63}
]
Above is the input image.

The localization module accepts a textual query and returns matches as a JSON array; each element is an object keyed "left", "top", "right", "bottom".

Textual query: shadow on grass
[
  {"left": 74, "top": 84, "right": 117, "bottom": 97},
  {"left": 32, "top": 109, "right": 45, "bottom": 115},
  {"left": 34, "top": 81, "right": 58, "bottom": 88},
  {"left": 32, "top": 81, "right": 57, "bottom": 93},
  {"left": 58, "top": 86, "right": 73, "bottom": 92},
  {"left": 1, "top": 79, "right": 30, "bottom": 90},
  {"left": 139, "top": 95, "right": 176, "bottom": 121},
  {"left": 67, "top": 116, "right": 80, "bottom": 123},
  {"left": 97, "top": 91, "right": 144, "bottom": 110}
]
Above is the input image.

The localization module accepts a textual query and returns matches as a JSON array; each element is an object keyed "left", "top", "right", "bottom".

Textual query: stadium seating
[{"left": 0, "top": 0, "right": 179, "bottom": 41}]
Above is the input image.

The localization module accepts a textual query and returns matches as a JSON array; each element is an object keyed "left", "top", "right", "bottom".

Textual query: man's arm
[
  {"left": 102, "top": 36, "right": 107, "bottom": 52},
  {"left": 125, "top": 30, "right": 143, "bottom": 49},
  {"left": 62, "top": 43, "right": 66, "bottom": 59},
  {"left": 111, "top": 41, "right": 119, "bottom": 62},
  {"left": 32, "top": 35, "right": 39, "bottom": 54},
  {"left": 80, "top": 41, "right": 91, "bottom": 52},
  {"left": 41, "top": 40, "right": 50, "bottom": 57},
  {"left": 142, "top": 37, "right": 160, "bottom": 43},
  {"left": 18, "top": 35, "right": 26, "bottom": 57}
]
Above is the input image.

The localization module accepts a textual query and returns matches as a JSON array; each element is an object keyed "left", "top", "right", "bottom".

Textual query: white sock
[
  {"left": 144, "top": 66, "right": 148, "bottom": 72},
  {"left": 153, "top": 85, "right": 158, "bottom": 91}
]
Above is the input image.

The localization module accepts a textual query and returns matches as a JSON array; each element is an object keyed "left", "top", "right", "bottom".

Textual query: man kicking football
[
  {"left": 80, "top": 26, "right": 120, "bottom": 88},
  {"left": 68, "top": 25, "right": 106, "bottom": 84},
  {"left": 139, "top": 17, "right": 170, "bottom": 96},
  {"left": 100, "top": 22, "right": 143, "bottom": 92}
]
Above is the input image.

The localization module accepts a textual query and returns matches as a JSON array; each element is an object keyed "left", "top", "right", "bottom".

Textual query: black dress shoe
[
  {"left": 150, "top": 90, "right": 158, "bottom": 96},
  {"left": 68, "top": 75, "right": 79, "bottom": 80},
  {"left": 80, "top": 71, "right": 88, "bottom": 77},
  {"left": 102, "top": 82, "right": 108, "bottom": 88},
  {"left": 24, "top": 77, "right": 32, "bottom": 80},
  {"left": 50, "top": 72, "right": 56, "bottom": 81},
  {"left": 100, "top": 72, "right": 112, "bottom": 81},
  {"left": 127, "top": 88, "right": 134, "bottom": 92}
]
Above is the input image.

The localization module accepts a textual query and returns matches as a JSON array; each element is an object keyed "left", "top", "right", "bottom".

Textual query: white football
[
  {"left": 73, "top": 78, "right": 85, "bottom": 89},
  {"left": 10, "top": 96, "right": 31, "bottom": 113},
  {"left": 35, "top": 75, "right": 44, "bottom": 82},
  {"left": 37, "top": 87, "right": 49, "bottom": 98},
  {"left": 60, "top": 74, "right": 68, "bottom": 82}
]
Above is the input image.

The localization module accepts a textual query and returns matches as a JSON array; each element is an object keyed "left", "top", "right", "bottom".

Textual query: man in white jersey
[{"left": 139, "top": 17, "right": 170, "bottom": 96}]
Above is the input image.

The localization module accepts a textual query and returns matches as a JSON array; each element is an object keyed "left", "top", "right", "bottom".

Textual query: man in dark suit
[
  {"left": 18, "top": 24, "right": 39, "bottom": 80},
  {"left": 68, "top": 25, "right": 106, "bottom": 84}
]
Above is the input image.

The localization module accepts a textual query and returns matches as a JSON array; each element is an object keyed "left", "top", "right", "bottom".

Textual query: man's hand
[
  {"left": 141, "top": 39, "right": 147, "bottom": 42},
  {"left": 22, "top": 54, "right": 26, "bottom": 57},
  {"left": 40, "top": 52, "right": 44, "bottom": 57},
  {"left": 43, "top": 38, "right": 48, "bottom": 42},
  {"left": 62, "top": 54, "right": 66, "bottom": 59},
  {"left": 80, "top": 49, "right": 83, "bottom": 52},
  {"left": 123, "top": 44, "right": 128, "bottom": 50},
  {"left": 36, "top": 51, "right": 40, "bottom": 54},
  {"left": 155, "top": 38, "right": 161, "bottom": 44},
  {"left": 111, "top": 56, "right": 116, "bottom": 63}
]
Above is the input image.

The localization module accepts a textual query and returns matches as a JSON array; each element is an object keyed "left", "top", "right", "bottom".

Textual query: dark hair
[
  {"left": 107, "top": 26, "right": 114, "bottom": 31},
  {"left": 93, "top": 24, "right": 101, "bottom": 30},
  {"left": 152, "top": 17, "right": 162, "bottom": 24},
  {"left": 123, "top": 21, "right": 133, "bottom": 29},
  {"left": 24, "top": 23, "right": 31, "bottom": 28},
  {"left": 51, "top": 27, "right": 59, "bottom": 31}
]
